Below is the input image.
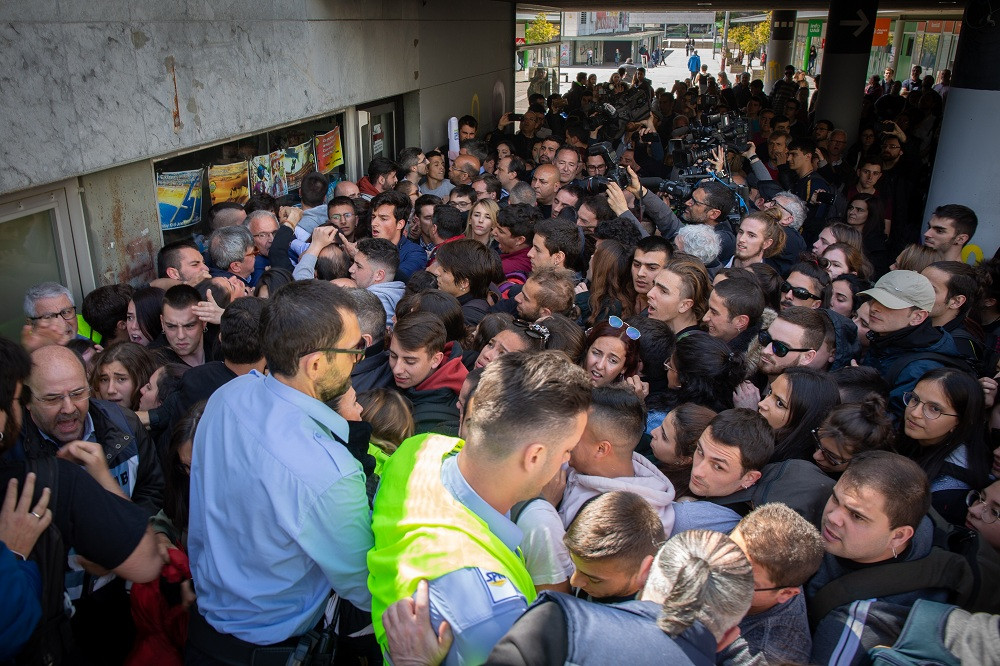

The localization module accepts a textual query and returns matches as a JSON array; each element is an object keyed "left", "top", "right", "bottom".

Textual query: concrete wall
[
  {"left": 0, "top": 0, "right": 514, "bottom": 285},
  {"left": 0, "top": 0, "right": 513, "bottom": 196}
]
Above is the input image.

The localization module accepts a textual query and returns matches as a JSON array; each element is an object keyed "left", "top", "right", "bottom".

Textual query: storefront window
[{"left": 153, "top": 112, "right": 348, "bottom": 245}]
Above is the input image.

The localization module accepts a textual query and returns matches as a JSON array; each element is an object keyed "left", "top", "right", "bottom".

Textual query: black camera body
[
  {"left": 582, "top": 141, "right": 631, "bottom": 194},
  {"left": 586, "top": 87, "right": 652, "bottom": 144}
]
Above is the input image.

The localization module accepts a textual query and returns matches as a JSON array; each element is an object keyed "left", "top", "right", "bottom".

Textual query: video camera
[
  {"left": 670, "top": 112, "right": 751, "bottom": 170},
  {"left": 580, "top": 141, "right": 631, "bottom": 195},
  {"left": 585, "top": 86, "right": 651, "bottom": 144}
]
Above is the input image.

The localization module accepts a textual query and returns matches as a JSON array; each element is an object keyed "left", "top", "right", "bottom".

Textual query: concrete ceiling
[{"left": 516, "top": 2, "right": 964, "bottom": 12}]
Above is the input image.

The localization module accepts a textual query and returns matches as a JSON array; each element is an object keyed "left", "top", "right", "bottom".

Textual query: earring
[{"left": 891, "top": 544, "right": 898, "bottom": 559}]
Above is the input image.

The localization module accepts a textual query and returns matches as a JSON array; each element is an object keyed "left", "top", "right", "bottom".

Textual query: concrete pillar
[
  {"left": 923, "top": 0, "right": 1000, "bottom": 263},
  {"left": 764, "top": 10, "right": 797, "bottom": 90},
  {"left": 889, "top": 17, "right": 905, "bottom": 75},
  {"left": 813, "top": 0, "right": 880, "bottom": 142}
]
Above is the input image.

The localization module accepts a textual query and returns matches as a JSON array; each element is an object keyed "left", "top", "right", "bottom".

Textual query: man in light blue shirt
[{"left": 187, "top": 281, "right": 373, "bottom": 660}]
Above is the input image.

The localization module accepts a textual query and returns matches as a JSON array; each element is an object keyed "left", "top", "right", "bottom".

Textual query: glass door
[
  {"left": 0, "top": 186, "right": 91, "bottom": 340},
  {"left": 358, "top": 102, "right": 398, "bottom": 169}
]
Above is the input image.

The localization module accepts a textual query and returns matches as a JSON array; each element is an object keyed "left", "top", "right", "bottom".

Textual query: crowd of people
[{"left": 1, "top": 59, "right": 999, "bottom": 666}]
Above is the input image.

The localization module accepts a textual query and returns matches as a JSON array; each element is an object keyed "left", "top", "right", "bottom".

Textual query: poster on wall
[
  {"left": 282, "top": 140, "right": 316, "bottom": 192},
  {"left": 315, "top": 127, "right": 344, "bottom": 173},
  {"left": 208, "top": 162, "right": 250, "bottom": 205},
  {"left": 250, "top": 153, "right": 272, "bottom": 196},
  {"left": 156, "top": 169, "right": 203, "bottom": 230},
  {"left": 269, "top": 150, "right": 288, "bottom": 198}
]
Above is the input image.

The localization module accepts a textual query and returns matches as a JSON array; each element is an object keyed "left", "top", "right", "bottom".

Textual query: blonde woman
[{"left": 465, "top": 198, "right": 499, "bottom": 247}]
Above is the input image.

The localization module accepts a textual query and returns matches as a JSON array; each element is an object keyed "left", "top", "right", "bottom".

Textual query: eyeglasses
[
  {"left": 758, "top": 330, "right": 812, "bottom": 358},
  {"left": 966, "top": 490, "right": 1000, "bottom": 524},
  {"left": 609, "top": 316, "right": 641, "bottom": 340},
  {"left": 754, "top": 584, "right": 791, "bottom": 592},
  {"left": 513, "top": 319, "right": 551, "bottom": 343},
  {"left": 252, "top": 231, "right": 276, "bottom": 240},
  {"left": 303, "top": 339, "right": 367, "bottom": 361},
  {"left": 688, "top": 195, "right": 710, "bottom": 208},
  {"left": 812, "top": 429, "right": 848, "bottom": 467},
  {"left": 29, "top": 306, "right": 76, "bottom": 323},
  {"left": 902, "top": 392, "right": 958, "bottom": 420},
  {"left": 781, "top": 281, "right": 821, "bottom": 301},
  {"left": 32, "top": 387, "right": 91, "bottom": 405},
  {"left": 764, "top": 199, "right": 792, "bottom": 218}
]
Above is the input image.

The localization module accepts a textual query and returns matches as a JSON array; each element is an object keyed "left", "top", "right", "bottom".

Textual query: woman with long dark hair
[
  {"left": 757, "top": 366, "right": 841, "bottom": 463},
  {"left": 660, "top": 332, "right": 745, "bottom": 413},
  {"left": 89, "top": 342, "right": 160, "bottom": 411},
  {"left": 582, "top": 239, "right": 636, "bottom": 326},
  {"left": 126, "top": 286, "right": 165, "bottom": 346},
  {"left": 845, "top": 193, "right": 890, "bottom": 277},
  {"left": 900, "top": 368, "right": 993, "bottom": 525}
]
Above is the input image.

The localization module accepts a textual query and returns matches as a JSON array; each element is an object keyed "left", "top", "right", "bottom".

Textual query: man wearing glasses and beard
[{"left": 187, "top": 280, "right": 376, "bottom": 663}]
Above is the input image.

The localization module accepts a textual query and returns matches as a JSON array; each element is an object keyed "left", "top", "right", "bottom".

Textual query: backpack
[
  {"left": 868, "top": 600, "right": 960, "bottom": 666},
  {"left": 15, "top": 457, "right": 74, "bottom": 665},
  {"left": 885, "top": 351, "right": 976, "bottom": 389}
]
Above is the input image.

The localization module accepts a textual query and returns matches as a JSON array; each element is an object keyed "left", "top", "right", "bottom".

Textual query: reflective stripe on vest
[{"left": 367, "top": 433, "right": 536, "bottom": 650}]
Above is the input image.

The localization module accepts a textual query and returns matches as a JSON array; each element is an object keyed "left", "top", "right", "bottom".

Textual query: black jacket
[
  {"left": 14, "top": 399, "right": 164, "bottom": 516},
  {"left": 351, "top": 341, "right": 394, "bottom": 395}
]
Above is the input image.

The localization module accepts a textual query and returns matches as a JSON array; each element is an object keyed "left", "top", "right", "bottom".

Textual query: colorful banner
[
  {"left": 315, "top": 127, "right": 344, "bottom": 174},
  {"left": 156, "top": 169, "right": 203, "bottom": 230},
  {"left": 250, "top": 153, "right": 272, "bottom": 196},
  {"left": 872, "top": 18, "right": 891, "bottom": 47},
  {"left": 282, "top": 140, "right": 316, "bottom": 192},
  {"left": 208, "top": 161, "right": 250, "bottom": 205}
]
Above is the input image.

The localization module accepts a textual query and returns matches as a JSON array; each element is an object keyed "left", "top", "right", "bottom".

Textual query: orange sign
[{"left": 872, "top": 18, "right": 891, "bottom": 47}]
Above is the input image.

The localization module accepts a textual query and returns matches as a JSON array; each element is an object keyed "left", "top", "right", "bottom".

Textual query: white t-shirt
[{"left": 515, "top": 500, "right": 574, "bottom": 586}]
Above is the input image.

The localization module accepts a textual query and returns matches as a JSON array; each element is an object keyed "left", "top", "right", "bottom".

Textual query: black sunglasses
[
  {"left": 781, "top": 281, "right": 820, "bottom": 301},
  {"left": 758, "top": 330, "right": 812, "bottom": 358}
]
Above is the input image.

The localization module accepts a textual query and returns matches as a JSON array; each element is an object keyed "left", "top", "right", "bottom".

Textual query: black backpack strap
[
  {"left": 510, "top": 497, "right": 544, "bottom": 525},
  {"left": 885, "top": 352, "right": 972, "bottom": 388},
  {"left": 808, "top": 548, "right": 974, "bottom": 627},
  {"left": 21, "top": 457, "right": 73, "bottom": 665}
]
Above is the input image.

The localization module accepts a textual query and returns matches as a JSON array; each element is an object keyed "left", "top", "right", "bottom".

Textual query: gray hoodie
[{"left": 368, "top": 281, "right": 405, "bottom": 320}]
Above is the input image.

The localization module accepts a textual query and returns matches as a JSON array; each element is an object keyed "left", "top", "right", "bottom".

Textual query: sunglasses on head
[
  {"left": 513, "top": 319, "right": 551, "bottom": 343},
  {"left": 781, "top": 281, "right": 820, "bottom": 301},
  {"left": 608, "top": 315, "right": 641, "bottom": 340},
  {"left": 758, "top": 330, "right": 812, "bottom": 358}
]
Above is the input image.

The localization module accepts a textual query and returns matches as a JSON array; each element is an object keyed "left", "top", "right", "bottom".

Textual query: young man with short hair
[
  {"left": 563, "top": 491, "right": 663, "bottom": 602},
  {"left": 419, "top": 150, "right": 454, "bottom": 198},
  {"left": 388, "top": 312, "right": 469, "bottom": 434},
  {"left": 723, "top": 504, "right": 825, "bottom": 665},
  {"left": 923, "top": 204, "right": 977, "bottom": 262},
  {"left": 528, "top": 217, "right": 582, "bottom": 274},
  {"left": 326, "top": 196, "right": 361, "bottom": 242},
  {"left": 786, "top": 138, "right": 833, "bottom": 244},
  {"left": 806, "top": 451, "right": 981, "bottom": 664},
  {"left": 758, "top": 306, "right": 825, "bottom": 381},
  {"left": 397, "top": 146, "right": 429, "bottom": 186},
  {"left": 430, "top": 239, "right": 499, "bottom": 326},
  {"left": 358, "top": 156, "right": 399, "bottom": 200},
  {"left": 368, "top": 190, "right": 427, "bottom": 282},
  {"left": 631, "top": 236, "right": 671, "bottom": 313},
  {"left": 493, "top": 204, "right": 537, "bottom": 283},
  {"left": 158, "top": 239, "right": 212, "bottom": 286},
  {"left": 781, "top": 261, "right": 830, "bottom": 310},
  {"left": 703, "top": 276, "right": 765, "bottom": 352},
  {"left": 153, "top": 285, "right": 208, "bottom": 367},
  {"left": 370, "top": 351, "right": 592, "bottom": 663},
  {"left": 860, "top": 270, "right": 963, "bottom": 416},
  {"left": 550, "top": 183, "right": 584, "bottom": 219},
  {"left": 515, "top": 267, "right": 577, "bottom": 322},
  {"left": 349, "top": 237, "right": 404, "bottom": 317}
]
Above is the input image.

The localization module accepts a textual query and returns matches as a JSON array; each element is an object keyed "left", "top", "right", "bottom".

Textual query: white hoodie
[{"left": 559, "top": 454, "right": 676, "bottom": 537}]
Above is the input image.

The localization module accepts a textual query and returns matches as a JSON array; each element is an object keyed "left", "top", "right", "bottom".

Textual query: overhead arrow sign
[{"left": 841, "top": 9, "right": 870, "bottom": 38}]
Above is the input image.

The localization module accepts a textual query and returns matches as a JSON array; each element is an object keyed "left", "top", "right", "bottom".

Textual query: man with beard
[{"left": 187, "top": 280, "right": 375, "bottom": 661}]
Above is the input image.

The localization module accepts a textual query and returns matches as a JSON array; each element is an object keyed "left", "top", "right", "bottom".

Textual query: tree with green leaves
[{"left": 525, "top": 13, "right": 559, "bottom": 44}]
